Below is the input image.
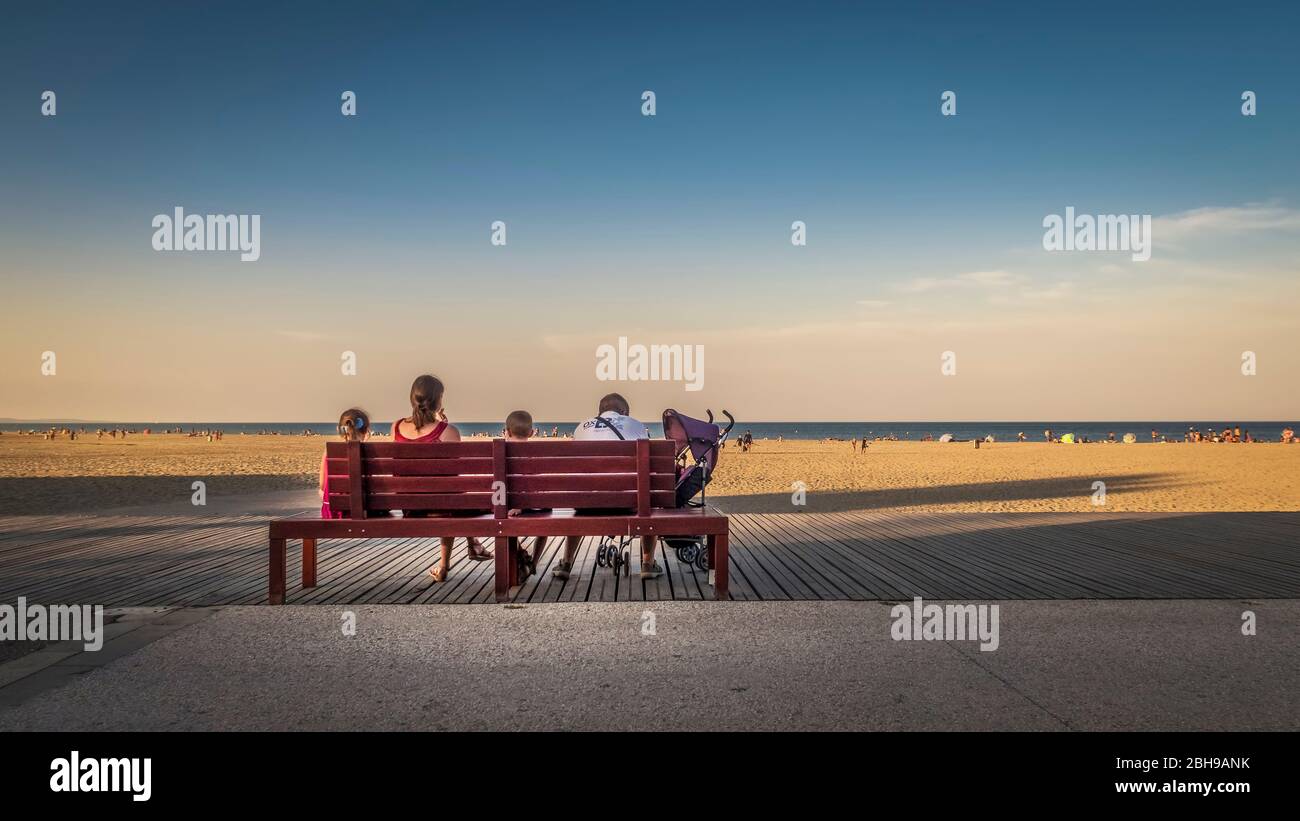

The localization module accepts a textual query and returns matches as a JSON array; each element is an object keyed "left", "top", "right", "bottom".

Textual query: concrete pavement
[{"left": 0, "top": 600, "right": 1295, "bottom": 731}]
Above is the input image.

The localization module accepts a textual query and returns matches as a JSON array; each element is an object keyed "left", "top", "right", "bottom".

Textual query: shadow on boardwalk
[{"left": 1, "top": 505, "right": 1297, "bottom": 606}]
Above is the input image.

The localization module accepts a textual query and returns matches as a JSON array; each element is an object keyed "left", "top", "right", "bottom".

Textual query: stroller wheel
[
  {"left": 694, "top": 547, "right": 710, "bottom": 572},
  {"left": 611, "top": 549, "right": 623, "bottom": 576},
  {"left": 681, "top": 542, "right": 700, "bottom": 565},
  {"left": 673, "top": 545, "right": 686, "bottom": 563},
  {"left": 622, "top": 549, "right": 631, "bottom": 576}
]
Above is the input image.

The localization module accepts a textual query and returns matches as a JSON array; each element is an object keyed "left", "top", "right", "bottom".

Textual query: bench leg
[
  {"left": 506, "top": 536, "right": 520, "bottom": 587},
  {"left": 709, "top": 532, "right": 729, "bottom": 601},
  {"left": 302, "top": 538, "right": 317, "bottom": 588},
  {"left": 269, "top": 537, "right": 287, "bottom": 605},
  {"left": 494, "top": 536, "right": 510, "bottom": 603}
]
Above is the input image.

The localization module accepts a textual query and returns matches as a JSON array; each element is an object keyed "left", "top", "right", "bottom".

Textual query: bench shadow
[
  {"left": 711, "top": 473, "right": 1188, "bottom": 513},
  {"left": 0, "top": 475, "right": 314, "bottom": 517},
  {"left": 728, "top": 511, "right": 1300, "bottom": 599}
]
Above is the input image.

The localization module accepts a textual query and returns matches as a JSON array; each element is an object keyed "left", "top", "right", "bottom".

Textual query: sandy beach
[{"left": 1, "top": 434, "right": 1296, "bottom": 516}]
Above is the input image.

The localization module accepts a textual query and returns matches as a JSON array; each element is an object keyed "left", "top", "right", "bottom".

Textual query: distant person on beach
[
  {"left": 392, "top": 374, "right": 493, "bottom": 581},
  {"left": 320, "top": 408, "right": 370, "bottom": 519},
  {"left": 504, "top": 410, "right": 547, "bottom": 579},
  {"left": 555, "top": 393, "right": 658, "bottom": 581},
  {"left": 1283, "top": 427, "right": 1295, "bottom": 444}
]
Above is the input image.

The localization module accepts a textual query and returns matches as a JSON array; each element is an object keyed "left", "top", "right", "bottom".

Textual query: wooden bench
[{"left": 268, "top": 438, "right": 729, "bottom": 604}]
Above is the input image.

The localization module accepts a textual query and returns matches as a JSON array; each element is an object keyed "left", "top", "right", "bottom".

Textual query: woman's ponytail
[{"left": 409, "top": 375, "right": 445, "bottom": 430}]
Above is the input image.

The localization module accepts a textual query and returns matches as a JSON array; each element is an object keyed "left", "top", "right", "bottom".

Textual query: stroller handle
[{"left": 718, "top": 409, "right": 736, "bottom": 437}]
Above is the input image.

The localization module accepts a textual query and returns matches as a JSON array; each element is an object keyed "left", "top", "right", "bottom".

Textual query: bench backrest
[{"left": 323, "top": 439, "right": 678, "bottom": 519}]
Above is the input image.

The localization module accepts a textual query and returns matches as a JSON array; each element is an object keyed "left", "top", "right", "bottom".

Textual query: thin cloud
[
  {"left": 1154, "top": 204, "right": 1300, "bottom": 241},
  {"left": 897, "top": 270, "right": 1020, "bottom": 293}
]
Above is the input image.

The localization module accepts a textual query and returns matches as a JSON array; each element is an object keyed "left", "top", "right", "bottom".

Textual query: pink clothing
[{"left": 393, "top": 418, "right": 448, "bottom": 443}]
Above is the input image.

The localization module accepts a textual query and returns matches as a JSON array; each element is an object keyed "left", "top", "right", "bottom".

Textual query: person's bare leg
[
  {"left": 640, "top": 535, "right": 662, "bottom": 578},
  {"left": 554, "top": 535, "right": 580, "bottom": 578},
  {"left": 430, "top": 537, "right": 453, "bottom": 581}
]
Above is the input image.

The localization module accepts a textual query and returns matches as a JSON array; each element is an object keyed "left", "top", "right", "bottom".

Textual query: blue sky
[{"left": 2, "top": 1, "right": 1298, "bottom": 420}]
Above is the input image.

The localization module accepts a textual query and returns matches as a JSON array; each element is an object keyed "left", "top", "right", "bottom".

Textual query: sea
[{"left": 3, "top": 420, "right": 1294, "bottom": 442}]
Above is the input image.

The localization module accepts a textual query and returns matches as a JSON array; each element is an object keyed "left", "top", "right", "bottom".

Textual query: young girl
[
  {"left": 392, "top": 374, "right": 493, "bottom": 580},
  {"left": 320, "top": 408, "right": 370, "bottom": 519}
]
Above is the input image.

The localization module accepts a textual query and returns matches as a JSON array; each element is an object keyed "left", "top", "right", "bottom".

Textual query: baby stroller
[
  {"left": 662, "top": 408, "right": 735, "bottom": 571},
  {"left": 593, "top": 408, "right": 735, "bottom": 576}
]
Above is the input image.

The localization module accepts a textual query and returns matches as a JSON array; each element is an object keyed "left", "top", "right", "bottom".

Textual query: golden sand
[
  {"left": 0, "top": 435, "right": 1296, "bottom": 515},
  {"left": 710, "top": 439, "right": 1300, "bottom": 513}
]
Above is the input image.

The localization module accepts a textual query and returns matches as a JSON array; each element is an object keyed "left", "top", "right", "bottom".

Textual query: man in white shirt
[
  {"left": 553, "top": 393, "right": 662, "bottom": 580},
  {"left": 574, "top": 396, "right": 651, "bottom": 442}
]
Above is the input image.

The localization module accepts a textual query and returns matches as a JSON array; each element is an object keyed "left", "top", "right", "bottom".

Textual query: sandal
[
  {"left": 516, "top": 546, "right": 535, "bottom": 579},
  {"left": 466, "top": 540, "right": 494, "bottom": 562},
  {"left": 640, "top": 561, "right": 664, "bottom": 580},
  {"left": 552, "top": 561, "right": 572, "bottom": 581},
  {"left": 428, "top": 565, "right": 448, "bottom": 582}
]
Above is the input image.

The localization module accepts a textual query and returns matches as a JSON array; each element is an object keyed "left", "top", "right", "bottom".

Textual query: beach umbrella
[{"left": 938, "top": 433, "right": 954, "bottom": 443}]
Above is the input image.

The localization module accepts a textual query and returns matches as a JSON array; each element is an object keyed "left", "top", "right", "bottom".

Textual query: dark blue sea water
[{"left": 4, "top": 420, "right": 1294, "bottom": 442}]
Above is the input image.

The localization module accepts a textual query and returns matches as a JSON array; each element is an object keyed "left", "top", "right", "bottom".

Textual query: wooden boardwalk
[{"left": 1, "top": 510, "right": 1298, "bottom": 606}]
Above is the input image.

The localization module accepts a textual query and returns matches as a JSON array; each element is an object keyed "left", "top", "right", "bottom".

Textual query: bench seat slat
[
  {"left": 326, "top": 457, "right": 493, "bottom": 476},
  {"left": 505, "top": 456, "right": 675, "bottom": 474},
  {"left": 345, "top": 493, "right": 495, "bottom": 510},
  {"left": 329, "top": 490, "right": 679, "bottom": 511},
  {"left": 355, "top": 442, "right": 494, "bottom": 458},
  {"left": 273, "top": 507, "right": 727, "bottom": 539},
  {"left": 506, "top": 440, "right": 676, "bottom": 457},
  {"left": 327, "top": 476, "right": 493, "bottom": 493},
  {"left": 508, "top": 474, "right": 674, "bottom": 492},
  {"left": 508, "top": 490, "right": 675, "bottom": 509}
]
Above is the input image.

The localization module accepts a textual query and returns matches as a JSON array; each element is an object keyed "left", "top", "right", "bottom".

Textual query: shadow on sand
[
  {"left": 710, "top": 472, "right": 1189, "bottom": 513},
  {"left": 0, "top": 474, "right": 314, "bottom": 517}
]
